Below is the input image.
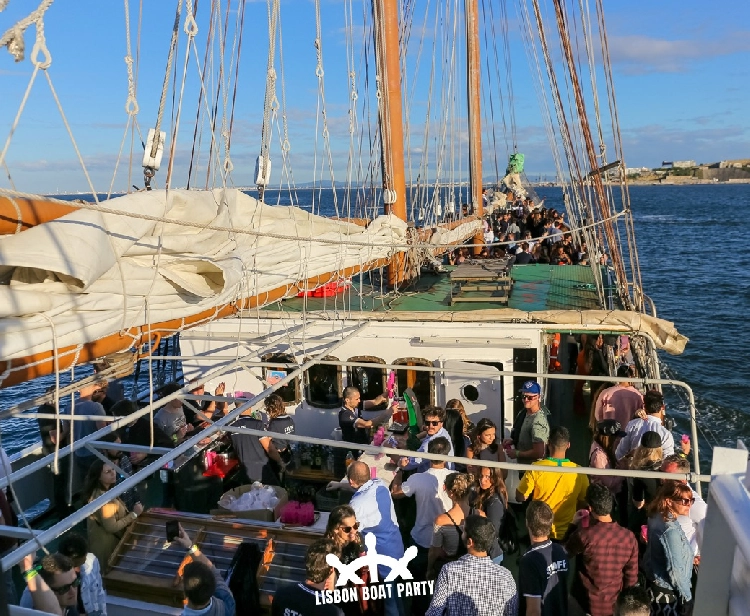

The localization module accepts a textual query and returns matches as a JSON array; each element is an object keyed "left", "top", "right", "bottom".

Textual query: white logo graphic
[{"left": 326, "top": 533, "right": 418, "bottom": 585}]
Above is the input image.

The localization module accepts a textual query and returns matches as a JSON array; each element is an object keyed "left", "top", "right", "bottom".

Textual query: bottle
[
  {"left": 326, "top": 448, "right": 335, "bottom": 474},
  {"left": 313, "top": 446, "right": 322, "bottom": 470},
  {"left": 345, "top": 451, "right": 354, "bottom": 469}
]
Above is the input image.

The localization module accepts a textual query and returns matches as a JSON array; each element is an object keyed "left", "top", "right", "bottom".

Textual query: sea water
[{"left": 0, "top": 185, "right": 747, "bottom": 470}]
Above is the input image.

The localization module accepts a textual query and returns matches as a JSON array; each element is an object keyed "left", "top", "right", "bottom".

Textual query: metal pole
[
  {"left": 220, "top": 424, "right": 711, "bottom": 483},
  {"left": 0, "top": 321, "right": 312, "bottom": 487},
  {"left": 0, "top": 323, "right": 366, "bottom": 569},
  {"left": 312, "top": 359, "right": 705, "bottom": 490},
  {"left": 465, "top": 0, "right": 484, "bottom": 254},
  {"left": 87, "top": 442, "right": 172, "bottom": 455},
  {"left": 0, "top": 358, "right": 245, "bottom": 491},
  {"left": 0, "top": 361, "right": 131, "bottom": 420},
  {"left": 0, "top": 365, "right": 306, "bottom": 570}
]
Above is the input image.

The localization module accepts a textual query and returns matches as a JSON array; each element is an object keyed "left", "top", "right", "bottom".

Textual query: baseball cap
[
  {"left": 521, "top": 381, "right": 541, "bottom": 395},
  {"left": 640, "top": 431, "right": 662, "bottom": 449},
  {"left": 596, "top": 419, "right": 626, "bottom": 437}
]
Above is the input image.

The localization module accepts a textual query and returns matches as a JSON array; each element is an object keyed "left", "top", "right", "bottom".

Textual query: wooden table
[
  {"left": 450, "top": 259, "right": 512, "bottom": 305},
  {"left": 284, "top": 466, "right": 338, "bottom": 483}
]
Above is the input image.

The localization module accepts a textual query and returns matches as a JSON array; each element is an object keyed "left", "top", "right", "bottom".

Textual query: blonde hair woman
[{"left": 628, "top": 431, "right": 664, "bottom": 533}]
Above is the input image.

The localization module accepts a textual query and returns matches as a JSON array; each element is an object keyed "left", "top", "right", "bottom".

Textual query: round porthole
[{"left": 461, "top": 384, "right": 480, "bottom": 402}]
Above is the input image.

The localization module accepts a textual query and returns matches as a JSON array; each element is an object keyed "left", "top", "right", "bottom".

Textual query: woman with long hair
[
  {"left": 83, "top": 459, "right": 143, "bottom": 569},
  {"left": 445, "top": 399, "right": 474, "bottom": 436},
  {"left": 627, "top": 431, "right": 664, "bottom": 533},
  {"left": 324, "top": 505, "right": 363, "bottom": 563},
  {"left": 265, "top": 393, "right": 295, "bottom": 465},
  {"left": 471, "top": 466, "right": 507, "bottom": 564},
  {"left": 590, "top": 419, "right": 627, "bottom": 525},
  {"left": 324, "top": 505, "right": 377, "bottom": 615},
  {"left": 643, "top": 481, "right": 695, "bottom": 615},
  {"left": 466, "top": 418, "right": 508, "bottom": 479},
  {"left": 589, "top": 420, "right": 625, "bottom": 494},
  {"left": 427, "top": 473, "right": 474, "bottom": 578}
]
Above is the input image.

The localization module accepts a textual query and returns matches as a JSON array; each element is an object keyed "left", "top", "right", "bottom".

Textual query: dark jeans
[{"left": 409, "top": 543, "right": 431, "bottom": 616}]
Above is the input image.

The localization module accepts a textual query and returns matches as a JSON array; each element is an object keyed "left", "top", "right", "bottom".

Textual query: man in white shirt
[
  {"left": 348, "top": 461, "right": 406, "bottom": 616},
  {"left": 616, "top": 389, "right": 675, "bottom": 459},
  {"left": 390, "top": 436, "right": 452, "bottom": 552}
]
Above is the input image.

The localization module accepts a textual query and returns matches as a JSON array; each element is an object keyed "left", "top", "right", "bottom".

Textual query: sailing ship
[{"left": 1, "top": 1, "right": 748, "bottom": 614}]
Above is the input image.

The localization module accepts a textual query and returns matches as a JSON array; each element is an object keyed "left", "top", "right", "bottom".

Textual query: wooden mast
[
  {"left": 372, "top": 0, "right": 407, "bottom": 286},
  {"left": 466, "top": 0, "right": 484, "bottom": 255}
]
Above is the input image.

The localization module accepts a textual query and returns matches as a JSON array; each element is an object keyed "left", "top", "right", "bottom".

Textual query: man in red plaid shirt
[{"left": 565, "top": 483, "right": 639, "bottom": 616}]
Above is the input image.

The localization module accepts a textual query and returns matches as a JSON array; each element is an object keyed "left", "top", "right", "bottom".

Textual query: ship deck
[{"left": 270, "top": 263, "right": 612, "bottom": 314}]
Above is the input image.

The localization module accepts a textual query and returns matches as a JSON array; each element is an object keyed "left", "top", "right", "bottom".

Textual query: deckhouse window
[
  {"left": 304, "top": 356, "right": 341, "bottom": 408},
  {"left": 262, "top": 353, "right": 300, "bottom": 404},
  {"left": 392, "top": 358, "right": 434, "bottom": 409},
  {"left": 347, "top": 356, "right": 386, "bottom": 407}
]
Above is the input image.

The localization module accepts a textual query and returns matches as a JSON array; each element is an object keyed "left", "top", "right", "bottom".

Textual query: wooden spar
[
  {"left": 0, "top": 217, "right": 480, "bottom": 390},
  {"left": 0, "top": 256, "right": 389, "bottom": 390},
  {"left": 372, "top": 0, "right": 407, "bottom": 286},
  {"left": 0, "top": 196, "right": 78, "bottom": 234},
  {"left": 466, "top": 0, "right": 484, "bottom": 256}
]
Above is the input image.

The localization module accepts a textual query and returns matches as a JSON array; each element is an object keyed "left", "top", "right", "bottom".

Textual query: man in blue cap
[{"left": 504, "top": 381, "right": 550, "bottom": 463}]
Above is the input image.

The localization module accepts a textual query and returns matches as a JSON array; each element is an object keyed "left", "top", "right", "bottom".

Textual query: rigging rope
[
  {"left": 145, "top": 0, "right": 183, "bottom": 188},
  {"left": 0, "top": 0, "right": 54, "bottom": 61}
]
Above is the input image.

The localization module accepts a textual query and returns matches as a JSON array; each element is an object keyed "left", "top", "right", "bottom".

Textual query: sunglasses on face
[
  {"left": 425, "top": 420, "right": 442, "bottom": 427},
  {"left": 522, "top": 395, "right": 538, "bottom": 400},
  {"left": 50, "top": 577, "right": 81, "bottom": 595},
  {"left": 340, "top": 522, "right": 360, "bottom": 533},
  {"left": 672, "top": 497, "right": 695, "bottom": 506}
]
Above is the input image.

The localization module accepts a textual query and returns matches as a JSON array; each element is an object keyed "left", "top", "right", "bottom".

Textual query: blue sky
[{"left": 0, "top": 0, "right": 747, "bottom": 193}]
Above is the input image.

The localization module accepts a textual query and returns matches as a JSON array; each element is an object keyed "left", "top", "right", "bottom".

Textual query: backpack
[{"left": 498, "top": 506, "right": 519, "bottom": 555}]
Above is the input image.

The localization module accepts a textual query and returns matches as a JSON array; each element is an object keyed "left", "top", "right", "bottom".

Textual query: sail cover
[{"left": 0, "top": 189, "right": 481, "bottom": 362}]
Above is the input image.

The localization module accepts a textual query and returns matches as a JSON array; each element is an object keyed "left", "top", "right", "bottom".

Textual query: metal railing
[{"left": 0, "top": 341, "right": 709, "bottom": 569}]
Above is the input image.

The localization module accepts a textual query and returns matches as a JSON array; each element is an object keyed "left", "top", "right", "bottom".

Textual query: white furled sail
[{"left": 1, "top": 188, "right": 454, "bottom": 362}]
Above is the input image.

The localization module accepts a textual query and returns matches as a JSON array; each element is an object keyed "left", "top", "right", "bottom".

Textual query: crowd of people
[
  {"left": 446, "top": 196, "right": 601, "bottom": 268},
  {"left": 298, "top": 376, "right": 698, "bottom": 616},
  {"left": 6, "top": 355, "right": 701, "bottom": 616}
]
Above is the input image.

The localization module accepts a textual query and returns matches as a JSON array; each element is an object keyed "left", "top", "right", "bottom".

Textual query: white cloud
[{"left": 609, "top": 32, "right": 750, "bottom": 74}]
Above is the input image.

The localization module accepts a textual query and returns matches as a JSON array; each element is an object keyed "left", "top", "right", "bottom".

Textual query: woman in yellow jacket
[{"left": 83, "top": 459, "right": 143, "bottom": 569}]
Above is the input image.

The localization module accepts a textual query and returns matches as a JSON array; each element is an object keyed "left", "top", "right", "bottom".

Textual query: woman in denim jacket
[{"left": 643, "top": 481, "right": 696, "bottom": 615}]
